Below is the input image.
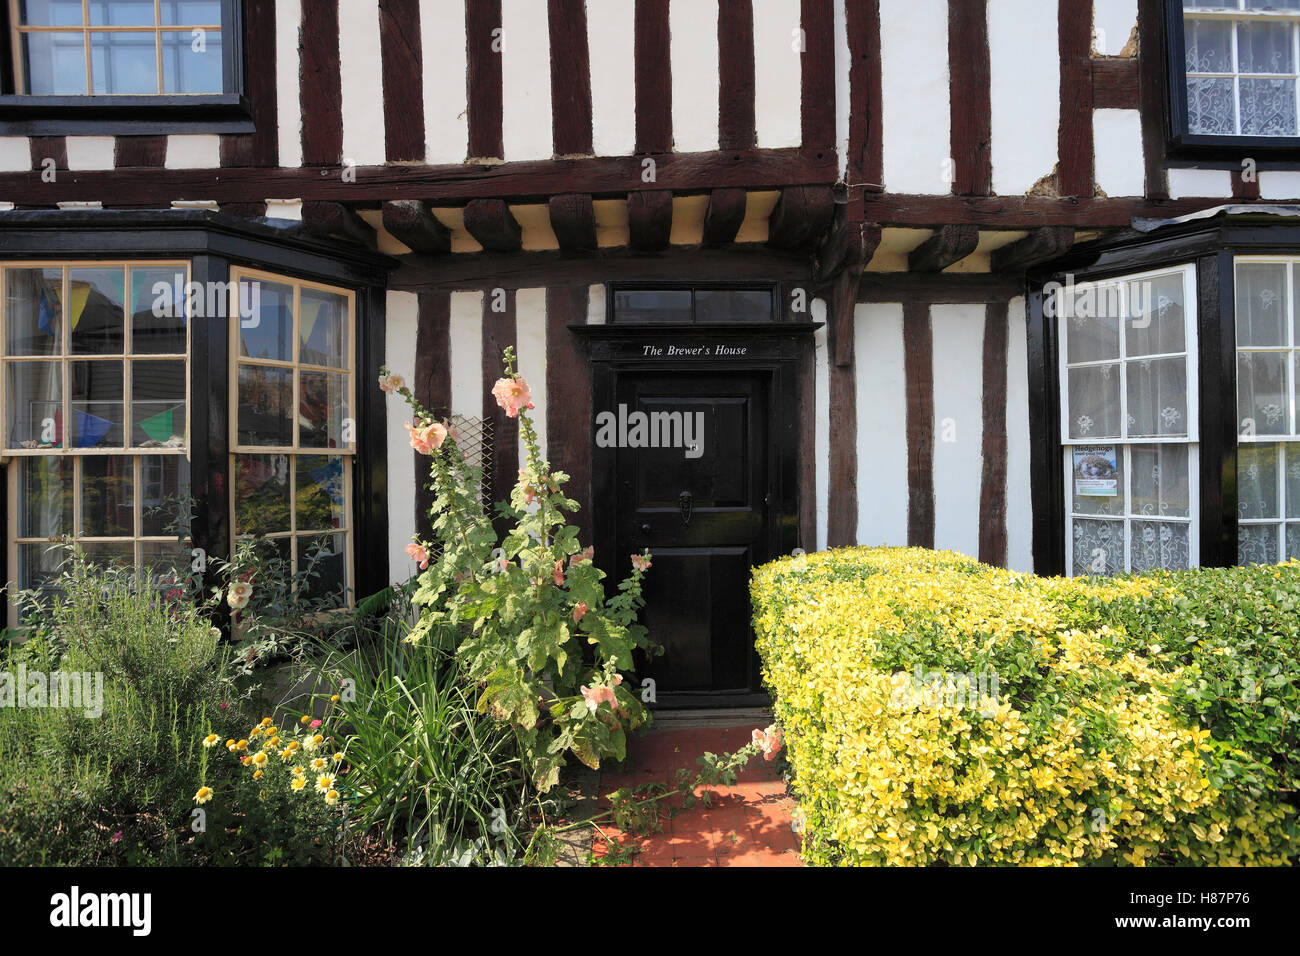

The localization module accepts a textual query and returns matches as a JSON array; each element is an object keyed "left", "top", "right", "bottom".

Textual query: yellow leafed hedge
[{"left": 751, "top": 547, "right": 1299, "bottom": 866}]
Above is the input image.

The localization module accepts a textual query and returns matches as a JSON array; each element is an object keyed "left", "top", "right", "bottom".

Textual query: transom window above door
[
  {"left": 610, "top": 286, "right": 777, "bottom": 324},
  {"left": 11, "top": 0, "right": 225, "bottom": 95},
  {"left": 1175, "top": 0, "right": 1300, "bottom": 147}
]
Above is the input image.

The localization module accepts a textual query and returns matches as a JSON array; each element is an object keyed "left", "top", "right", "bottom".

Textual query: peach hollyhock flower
[
  {"left": 227, "top": 580, "right": 253, "bottom": 610},
  {"left": 492, "top": 376, "right": 535, "bottom": 418},
  {"left": 405, "top": 420, "right": 448, "bottom": 455},
  {"left": 573, "top": 602, "right": 588, "bottom": 623},
  {"left": 752, "top": 725, "right": 784, "bottom": 761},
  {"left": 553, "top": 559, "right": 566, "bottom": 587},
  {"left": 404, "top": 542, "right": 429, "bottom": 570},
  {"left": 581, "top": 684, "right": 617, "bottom": 713},
  {"left": 378, "top": 372, "right": 404, "bottom": 394},
  {"left": 570, "top": 546, "right": 594, "bottom": 567},
  {"left": 631, "top": 554, "right": 652, "bottom": 572}
]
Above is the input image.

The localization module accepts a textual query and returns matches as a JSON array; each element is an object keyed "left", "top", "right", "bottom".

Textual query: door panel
[{"left": 614, "top": 372, "right": 769, "bottom": 696}]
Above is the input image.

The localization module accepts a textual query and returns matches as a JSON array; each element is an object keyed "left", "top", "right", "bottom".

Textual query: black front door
[{"left": 613, "top": 371, "right": 770, "bottom": 699}]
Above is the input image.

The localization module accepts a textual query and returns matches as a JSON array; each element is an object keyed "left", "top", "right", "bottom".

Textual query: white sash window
[
  {"left": 1235, "top": 257, "right": 1300, "bottom": 563},
  {"left": 1056, "top": 264, "right": 1201, "bottom": 576}
]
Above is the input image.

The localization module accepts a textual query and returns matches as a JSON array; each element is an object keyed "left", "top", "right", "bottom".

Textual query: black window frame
[
  {"left": 606, "top": 281, "right": 781, "bottom": 325},
  {"left": 1164, "top": 0, "right": 1300, "bottom": 161},
  {"left": 0, "top": 208, "right": 396, "bottom": 621},
  {"left": 1027, "top": 213, "right": 1300, "bottom": 576},
  {"left": 0, "top": 0, "right": 250, "bottom": 135}
]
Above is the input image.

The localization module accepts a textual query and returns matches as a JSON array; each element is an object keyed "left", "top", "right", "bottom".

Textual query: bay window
[
  {"left": 1057, "top": 265, "right": 1200, "bottom": 575},
  {"left": 1235, "top": 257, "right": 1300, "bottom": 562},
  {"left": 230, "top": 268, "right": 354, "bottom": 607},
  {"left": 2, "top": 260, "right": 190, "bottom": 620}
]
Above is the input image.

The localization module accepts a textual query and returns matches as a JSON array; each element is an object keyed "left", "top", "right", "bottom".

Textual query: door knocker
[{"left": 678, "top": 489, "right": 694, "bottom": 526}]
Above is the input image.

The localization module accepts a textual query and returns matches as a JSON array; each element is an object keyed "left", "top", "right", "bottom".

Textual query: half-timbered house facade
[{"left": 1, "top": 0, "right": 1298, "bottom": 703}]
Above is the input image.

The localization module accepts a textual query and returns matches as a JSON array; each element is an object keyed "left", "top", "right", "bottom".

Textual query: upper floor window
[
  {"left": 12, "top": 1, "right": 223, "bottom": 95},
  {"left": 1171, "top": 0, "right": 1300, "bottom": 151},
  {"left": 0, "top": 1, "right": 246, "bottom": 135}
]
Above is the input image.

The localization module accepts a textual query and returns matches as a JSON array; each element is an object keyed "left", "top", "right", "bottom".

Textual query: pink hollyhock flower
[
  {"left": 553, "top": 559, "right": 566, "bottom": 587},
  {"left": 612, "top": 673, "right": 623, "bottom": 686},
  {"left": 110, "top": 830, "right": 123, "bottom": 844},
  {"left": 378, "top": 372, "right": 404, "bottom": 394},
  {"left": 569, "top": 546, "right": 594, "bottom": 567},
  {"left": 572, "top": 602, "right": 587, "bottom": 623},
  {"left": 631, "top": 554, "right": 652, "bottom": 573},
  {"left": 493, "top": 554, "right": 509, "bottom": 573},
  {"left": 405, "top": 420, "right": 448, "bottom": 455},
  {"left": 406, "top": 542, "right": 430, "bottom": 570},
  {"left": 491, "top": 376, "right": 535, "bottom": 418},
  {"left": 310, "top": 719, "right": 322, "bottom": 730}
]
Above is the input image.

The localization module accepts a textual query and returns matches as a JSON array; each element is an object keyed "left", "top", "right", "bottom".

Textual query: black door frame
[{"left": 574, "top": 323, "right": 813, "bottom": 707}]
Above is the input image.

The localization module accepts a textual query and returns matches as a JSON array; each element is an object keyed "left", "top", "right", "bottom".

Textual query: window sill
[
  {"left": 1166, "top": 132, "right": 1300, "bottom": 168},
  {"left": 0, "top": 94, "right": 253, "bottom": 136}
]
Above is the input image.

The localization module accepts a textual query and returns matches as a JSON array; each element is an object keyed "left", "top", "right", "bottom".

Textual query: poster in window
[{"left": 1073, "top": 445, "right": 1119, "bottom": 497}]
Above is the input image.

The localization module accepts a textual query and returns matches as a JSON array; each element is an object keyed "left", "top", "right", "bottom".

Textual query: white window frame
[
  {"left": 1234, "top": 254, "right": 1300, "bottom": 562},
  {"left": 1057, "top": 262, "right": 1201, "bottom": 576}
]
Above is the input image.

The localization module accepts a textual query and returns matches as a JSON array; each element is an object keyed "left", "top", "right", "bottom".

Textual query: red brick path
[{"left": 592, "top": 724, "right": 804, "bottom": 867}]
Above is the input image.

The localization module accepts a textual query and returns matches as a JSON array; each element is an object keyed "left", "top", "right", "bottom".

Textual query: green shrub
[
  {"left": 0, "top": 550, "right": 340, "bottom": 865},
  {"left": 751, "top": 547, "right": 1299, "bottom": 866}
]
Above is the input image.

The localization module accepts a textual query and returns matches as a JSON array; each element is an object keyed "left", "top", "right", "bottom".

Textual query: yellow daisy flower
[
  {"left": 311, "top": 758, "right": 328, "bottom": 772},
  {"left": 252, "top": 751, "right": 268, "bottom": 767},
  {"left": 315, "top": 774, "right": 335, "bottom": 794},
  {"left": 194, "top": 787, "right": 213, "bottom": 804},
  {"left": 291, "top": 776, "right": 308, "bottom": 791},
  {"left": 202, "top": 733, "right": 220, "bottom": 749},
  {"left": 324, "top": 790, "right": 340, "bottom": 807},
  {"left": 253, "top": 769, "right": 264, "bottom": 779}
]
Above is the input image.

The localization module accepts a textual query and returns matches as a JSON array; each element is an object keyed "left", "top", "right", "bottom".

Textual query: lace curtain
[{"left": 1185, "top": 13, "right": 1299, "bottom": 136}]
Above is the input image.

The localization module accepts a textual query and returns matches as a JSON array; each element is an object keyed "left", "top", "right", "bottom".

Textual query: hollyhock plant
[
  {"left": 406, "top": 542, "right": 430, "bottom": 570},
  {"left": 379, "top": 347, "right": 660, "bottom": 792}
]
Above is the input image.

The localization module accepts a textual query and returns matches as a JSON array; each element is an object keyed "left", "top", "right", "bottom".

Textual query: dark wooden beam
[
  {"left": 300, "top": 0, "right": 342, "bottom": 165},
  {"left": 467, "top": 0, "right": 504, "bottom": 159},
  {"left": 0, "top": 147, "right": 838, "bottom": 205},
  {"left": 301, "top": 201, "right": 377, "bottom": 249},
  {"left": 29, "top": 136, "right": 67, "bottom": 171},
  {"left": 114, "top": 135, "right": 167, "bottom": 168},
  {"left": 546, "top": 286, "right": 593, "bottom": 544},
  {"left": 414, "top": 290, "right": 451, "bottom": 540},
  {"left": 382, "top": 200, "right": 451, "bottom": 253},
  {"left": 1058, "top": 0, "right": 1095, "bottom": 196},
  {"left": 846, "top": 0, "right": 882, "bottom": 209},
  {"left": 800, "top": 0, "right": 836, "bottom": 148},
  {"left": 548, "top": 193, "right": 598, "bottom": 251},
  {"left": 1137, "top": 0, "right": 1168, "bottom": 199},
  {"left": 702, "top": 188, "right": 748, "bottom": 246},
  {"left": 635, "top": 0, "right": 672, "bottom": 153},
  {"left": 908, "top": 224, "right": 980, "bottom": 272},
  {"left": 767, "top": 185, "right": 835, "bottom": 250},
  {"left": 856, "top": 273, "right": 1025, "bottom": 304},
  {"left": 549, "top": 0, "right": 593, "bottom": 155},
  {"left": 463, "top": 198, "right": 522, "bottom": 252},
  {"left": 903, "top": 300, "right": 935, "bottom": 548},
  {"left": 827, "top": 219, "right": 878, "bottom": 367},
  {"left": 390, "top": 245, "right": 815, "bottom": 292},
  {"left": 978, "top": 304, "right": 1009, "bottom": 567},
  {"left": 991, "top": 226, "right": 1075, "bottom": 272},
  {"left": 1091, "top": 57, "right": 1139, "bottom": 110},
  {"left": 380, "top": 0, "right": 426, "bottom": 162},
  {"left": 718, "top": 0, "right": 755, "bottom": 150},
  {"left": 818, "top": 214, "right": 881, "bottom": 281},
  {"left": 949, "top": 0, "right": 991, "bottom": 196},
  {"left": 627, "top": 190, "right": 673, "bottom": 251}
]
